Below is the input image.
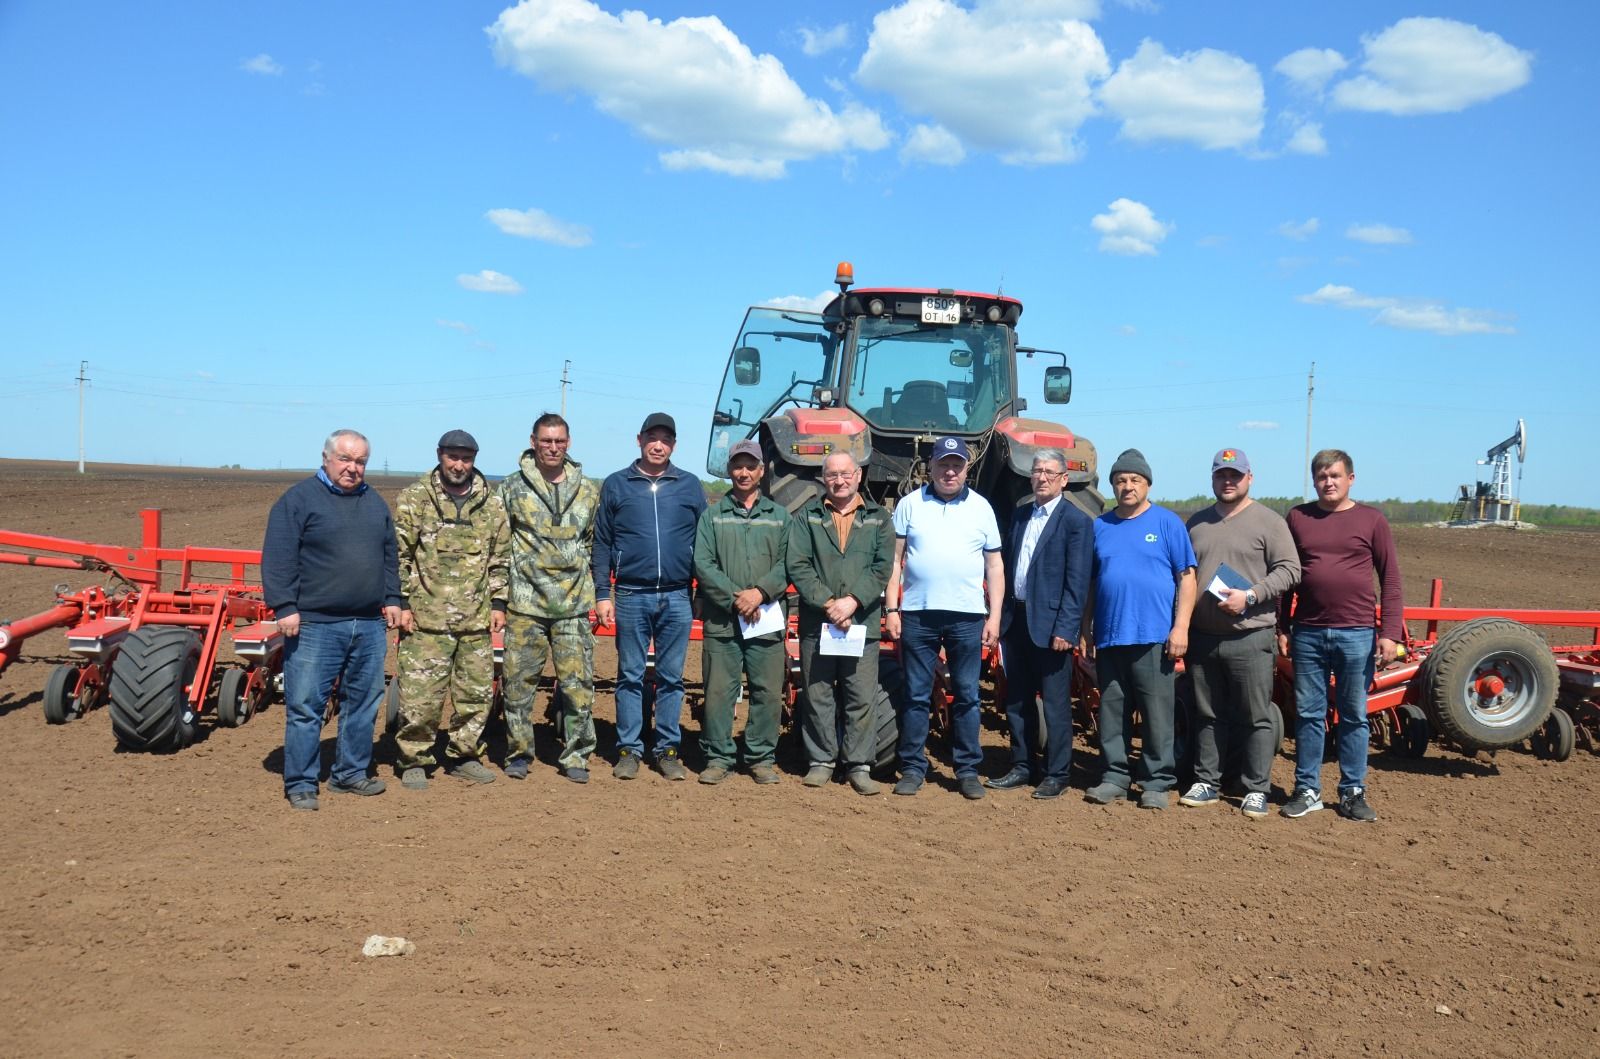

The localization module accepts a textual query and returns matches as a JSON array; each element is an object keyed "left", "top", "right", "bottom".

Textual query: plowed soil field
[{"left": 3, "top": 461, "right": 1599, "bottom": 1058}]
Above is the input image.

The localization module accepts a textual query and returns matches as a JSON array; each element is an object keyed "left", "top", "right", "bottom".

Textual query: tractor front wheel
[{"left": 108, "top": 627, "right": 201, "bottom": 752}]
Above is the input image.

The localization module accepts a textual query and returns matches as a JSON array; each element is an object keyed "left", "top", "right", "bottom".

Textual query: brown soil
[{"left": 3, "top": 463, "right": 1599, "bottom": 1058}]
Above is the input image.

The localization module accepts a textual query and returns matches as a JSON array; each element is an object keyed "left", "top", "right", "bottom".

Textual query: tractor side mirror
[
  {"left": 948, "top": 349, "right": 973, "bottom": 368},
  {"left": 1043, "top": 366, "right": 1072, "bottom": 404},
  {"left": 732, "top": 347, "right": 762, "bottom": 386}
]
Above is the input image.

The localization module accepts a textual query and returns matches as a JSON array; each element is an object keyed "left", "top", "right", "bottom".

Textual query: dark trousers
[
  {"left": 700, "top": 634, "right": 785, "bottom": 768},
  {"left": 799, "top": 633, "right": 880, "bottom": 770},
  {"left": 1188, "top": 627, "right": 1277, "bottom": 794},
  {"left": 1094, "top": 642, "right": 1176, "bottom": 793},
  {"left": 1003, "top": 604, "right": 1074, "bottom": 782},
  {"left": 898, "top": 610, "right": 984, "bottom": 779}
]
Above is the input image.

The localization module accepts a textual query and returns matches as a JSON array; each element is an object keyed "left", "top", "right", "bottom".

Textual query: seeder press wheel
[
  {"left": 43, "top": 664, "right": 86, "bottom": 724},
  {"left": 215, "top": 667, "right": 256, "bottom": 728},
  {"left": 108, "top": 627, "right": 201, "bottom": 752}
]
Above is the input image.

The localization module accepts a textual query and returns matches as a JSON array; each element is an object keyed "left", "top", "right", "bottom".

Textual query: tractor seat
[{"left": 891, "top": 380, "right": 960, "bottom": 430}]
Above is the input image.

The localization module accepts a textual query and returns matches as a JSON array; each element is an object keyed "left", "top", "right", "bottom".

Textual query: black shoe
[
  {"left": 329, "top": 777, "right": 386, "bottom": 796},
  {"left": 1032, "top": 778, "right": 1068, "bottom": 800},
  {"left": 613, "top": 750, "right": 640, "bottom": 780},
  {"left": 1280, "top": 788, "right": 1324, "bottom": 818},
  {"left": 1336, "top": 787, "right": 1377, "bottom": 822},
  {"left": 656, "top": 749, "right": 688, "bottom": 781},
  {"left": 959, "top": 775, "right": 986, "bottom": 800},
  {"left": 503, "top": 757, "right": 530, "bottom": 780},
  {"left": 287, "top": 790, "right": 319, "bottom": 812},
  {"left": 985, "top": 765, "right": 1032, "bottom": 790},
  {"left": 564, "top": 767, "right": 590, "bottom": 784},
  {"left": 893, "top": 773, "right": 925, "bottom": 796}
]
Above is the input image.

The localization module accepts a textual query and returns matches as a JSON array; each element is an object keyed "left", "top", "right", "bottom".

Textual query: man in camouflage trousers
[
  {"left": 497, "top": 413, "right": 603, "bottom": 783},
  {"left": 393, "top": 429, "right": 511, "bottom": 790}
]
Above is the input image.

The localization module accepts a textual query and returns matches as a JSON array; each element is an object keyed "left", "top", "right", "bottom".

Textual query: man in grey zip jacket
[{"left": 592, "top": 412, "right": 707, "bottom": 780}]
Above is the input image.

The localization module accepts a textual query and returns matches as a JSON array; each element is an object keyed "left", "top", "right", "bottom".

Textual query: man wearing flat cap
[
  {"left": 1085, "top": 448, "right": 1197, "bottom": 810},
  {"left": 692, "top": 439, "right": 791, "bottom": 785},
  {"left": 593, "top": 412, "right": 707, "bottom": 780},
  {"left": 391, "top": 429, "right": 511, "bottom": 789},
  {"left": 885, "top": 435, "right": 1004, "bottom": 800}
]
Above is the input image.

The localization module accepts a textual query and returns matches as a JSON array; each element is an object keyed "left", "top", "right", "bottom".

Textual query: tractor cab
[{"left": 709, "top": 262, "right": 1098, "bottom": 518}]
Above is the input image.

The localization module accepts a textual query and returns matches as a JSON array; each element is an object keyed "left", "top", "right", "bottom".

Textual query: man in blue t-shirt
[
  {"left": 1085, "top": 448, "right": 1197, "bottom": 810},
  {"left": 885, "top": 436, "right": 1003, "bottom": 800}
]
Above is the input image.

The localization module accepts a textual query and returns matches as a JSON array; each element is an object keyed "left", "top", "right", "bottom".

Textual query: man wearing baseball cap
[
  {"left": 1085, "top": 448, "right": 1197, "bottom": 810},
  {"left": 692, "top": 439, "right": 791, "bottom": 785},
  {"left": 593, "top": 411, "right": 707, "bottom": 780},
  {"left": 391, "top": 429, "right": 511, "bottom": 790},
  {"left": 1180, "top": 448, "right": 1300, "bottom": 819},
  {"left": 885, "top": 436, "right": 1003, "bottom": 799}
]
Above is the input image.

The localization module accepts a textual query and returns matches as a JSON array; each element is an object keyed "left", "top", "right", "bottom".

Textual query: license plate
[{"left": 921, "top": 295, "right": 960, "bottom": 324}]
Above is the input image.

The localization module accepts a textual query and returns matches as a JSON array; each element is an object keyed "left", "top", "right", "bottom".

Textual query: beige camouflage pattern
[
  {"left": 497, "top": 454, "right": 600, "bottom": 619},
  {"left": 394, "top": 470, "right": 510, "bottom": 632},
  {"left": 502, "top": 612, "right": 596, "bottom": 769},
  {"left": 394, "top": 629, "right": 494, "bottom": 766}
]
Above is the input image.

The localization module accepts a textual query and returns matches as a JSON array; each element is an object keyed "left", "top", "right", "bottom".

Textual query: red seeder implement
[{"left": 0, "top": 509, "right": 281, "bottom": 750}]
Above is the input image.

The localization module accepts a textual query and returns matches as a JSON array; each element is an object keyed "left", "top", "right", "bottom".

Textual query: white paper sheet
[
  {"left": 818, "top": 621, "right": 867, "bottom": 657},
  {"left": 738, "top": 600, "right": 786, "bottom": 639}
]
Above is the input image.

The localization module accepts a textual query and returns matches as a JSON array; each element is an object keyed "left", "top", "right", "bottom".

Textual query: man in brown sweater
[
  {"left": 1277, "top": 448, "right": 1404, "bottom": 823},
  {"left": 1181, "top": 448, "right": 1300, "bottom": 819}
]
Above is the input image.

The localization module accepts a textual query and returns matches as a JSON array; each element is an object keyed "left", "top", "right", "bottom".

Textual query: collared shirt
[
  {"left": 892, "top": 484, "right": 1002, "bottom": 614},
  {"left": 1013, "top": 494, "right": 1062, "bottom": 601},
  {"left": 315, "top": 466, "right": 368, "bottom": 496},
  {"left": 825, "top": 493, "right": 863, "bottom": 552}
]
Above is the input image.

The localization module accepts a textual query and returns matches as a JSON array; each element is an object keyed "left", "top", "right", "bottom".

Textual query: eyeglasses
[
  {"left": 1030, "top": 470, "right": 1063, "bottom": 479},
  {"left": 821, "top": 472, "right": 857, "bottom": 482}
]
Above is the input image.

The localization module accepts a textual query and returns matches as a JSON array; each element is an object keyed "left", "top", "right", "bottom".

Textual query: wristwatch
[
  {"left": 1244, "top": 589, "right": 1258, "bottom": 606},
  {"left": 885, "top": 606, "right": 901, "bottom": 614}
]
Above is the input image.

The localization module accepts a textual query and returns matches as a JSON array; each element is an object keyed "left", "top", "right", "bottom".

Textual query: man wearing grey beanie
[{"left": 1085, "top": 448, "right": 1197, "bottom": 810}]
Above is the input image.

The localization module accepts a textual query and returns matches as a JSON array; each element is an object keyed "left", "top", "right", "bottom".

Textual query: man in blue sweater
[
  {"left": 263, "top": 429, "right": 402, "bottom": 811},
  {"left": 592, "top": 412, "right": 707, "bottom": 780}
]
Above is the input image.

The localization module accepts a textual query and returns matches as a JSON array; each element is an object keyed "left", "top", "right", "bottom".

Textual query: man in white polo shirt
[{"left": 885, "top": 436, "right": 1004, "bottom": 800}]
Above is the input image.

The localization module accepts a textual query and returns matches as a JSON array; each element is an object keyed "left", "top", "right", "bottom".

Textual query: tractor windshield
[
  {"left": 847, "top": 317, "right": 1013, "bottom": 434},
  {"left": 707, "top": 307, "right": 835, "bottom": 477}
]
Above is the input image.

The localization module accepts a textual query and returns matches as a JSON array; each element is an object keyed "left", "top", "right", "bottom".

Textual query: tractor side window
[{"left": 707, "top": 307, "right": 832, "bottom": 477}]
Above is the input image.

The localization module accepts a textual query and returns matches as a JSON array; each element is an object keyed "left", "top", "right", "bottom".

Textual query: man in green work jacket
[
  {"left": 692, "top": 439, "right": 792, "bottom": 785},
  {"left": 786, "top": 451, "right": 895, "bottom": 795}
]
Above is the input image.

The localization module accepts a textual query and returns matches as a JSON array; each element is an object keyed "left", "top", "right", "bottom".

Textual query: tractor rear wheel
[
  {"left": 872, "top": 653, "right": 905, "bottom": 774},
  {"left": 108, "top": 627, "right": 201, "bottom": 752},
  {"left": 1531, "top": 707, "right": 1575, "bottom": 762},
  {"left": 1422, "top": 619, "right": 1556, "bottom": 751},
  {"left": 43, "top": 664, "right": 82, "bottom": 724},
  {"left": 1064, "top": 484, "right": 1104, "bottom": 519},
  {"left": 216, "top": 667, "right": 252, "bottom": 728}
]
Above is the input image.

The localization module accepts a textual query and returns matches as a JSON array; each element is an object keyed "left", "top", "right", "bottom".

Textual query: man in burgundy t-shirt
[{"left": 1277, "top": 448, "right": 1403, "bottom": 823}]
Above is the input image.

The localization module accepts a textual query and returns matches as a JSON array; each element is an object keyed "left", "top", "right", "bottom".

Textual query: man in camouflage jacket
[
  {"left": 393, "top": 429, "right": 511, "bottom": 789},
  {"left": 496, "top": 413, "right": 603, "bottom": 782}
]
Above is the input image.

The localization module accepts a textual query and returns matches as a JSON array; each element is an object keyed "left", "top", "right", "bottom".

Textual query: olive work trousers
[{"left": 700, "top": 634, "right": 786, "bottom": 769}]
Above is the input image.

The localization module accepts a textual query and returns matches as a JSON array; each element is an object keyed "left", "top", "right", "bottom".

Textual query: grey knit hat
[{"left": 1108, "top": 448, "right": 1153, "bottom": 484}]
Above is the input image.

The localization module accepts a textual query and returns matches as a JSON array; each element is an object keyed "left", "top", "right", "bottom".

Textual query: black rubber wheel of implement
[
  {"left": 384, "top": 675, "right": 402, "bottom": 735},
  {"left": 1423, "top": 619, "right": 1557, "bottom": 751},
  {"left": 1395, "top": 703, "right": 1430, "bottom": 758},
  {"left": 216, "top": 667, "right": 251, "bottom": 728},
  {"left": 43, "top": 664, "right": 81, "bottom": 725},
  {"left": 1531, "top": 707, "right": 1575, "bottom": 762},
  {"left": 108, "top": 627, "right": 201, "bottom": 752}
]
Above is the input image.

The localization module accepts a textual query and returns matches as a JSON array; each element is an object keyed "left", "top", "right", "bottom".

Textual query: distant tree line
[{"left": 1154, "top": 495, "right": 1600, "bottom": 528}]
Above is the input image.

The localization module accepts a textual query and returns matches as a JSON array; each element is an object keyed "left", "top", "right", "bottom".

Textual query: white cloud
[
  {"left": 799, "top": 23, "right": 851, "bottom": 57},
  {"left": 1274, "top": 48, "right": 1346, "bottom": 93},
  {"left": 900, "top": 123, "right": 966, "bottom": 165},
  {"left": 486, "top": 206, "right": 593, "bottom": 247},
  {"left": 436, "top": 319, "right": 475, "bottom": 333},
  {"left": 487, "top": 0, "right": 888, "bottom": 179},
  {"left": 1090, "top": 198, "right": 1172, "bottom": 256},
  {"left": 1285, "top": 119, "right": 1326, "bottom": 155},
  {"left": 856, "top": 0, "right": 1110, "bottom": 165},
  {"left": 1331, "top": 17, "right": 1532, "bottom": 115},
  {"left": 1238, "top": 420, "right": 1280, "bottom": 431},
  {"left": 240, "top": 54, "right": 283, "bottom": 76},
  {"left": 457, "top": 270, "right": 524, "bottom": 295},
  {"left": 1298, "top": 283, "right": 1513, "bottom": 335},
  {"left": 762, "top": 290, "right": 835, "bottom": 312},
  {"left": 1277, "top": 218, "right": 1319, "bottom": 240},
  {"left": 1098, "top": 40, "right": 1264, "bottom": 150},
  {"left": 1346, "top": 222, "right": 1412, "bottom": 245},
  {"left": 1116, "top": 324, "right": 1137, "bottom": 336}
]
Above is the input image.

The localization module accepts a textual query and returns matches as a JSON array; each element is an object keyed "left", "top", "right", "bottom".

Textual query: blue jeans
[
  {"left": 613, "top": 587, "right": 691, "bottom": 758},
  {"left": 281, "top": 617, "right": 387, "bottom": 795},
  {"left": 897, "top": 610, "right": 984, "bottom": 778},
  {"left": 1290, "top": 625, "right": 1376, "bottom": 794}
]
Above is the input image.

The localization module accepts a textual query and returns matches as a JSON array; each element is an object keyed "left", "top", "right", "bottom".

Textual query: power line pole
[
  {"left": 76, "top": 360, "right": 89, "bottom": 474},
  {"left": 1302, "top": 360, "right": 1315, "bottom": 501},
  {"left": 560, "top": 359, "right": 571, "bottom": 417}
]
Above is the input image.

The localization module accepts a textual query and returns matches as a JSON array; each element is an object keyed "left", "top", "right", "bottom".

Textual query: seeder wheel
[
  {"left": 43, "top": 664, "right": 83, "bottom": 724},
  {"left": 1531, "top": 708, "right": 1575, "bottom": 762},
  {"left": 383, "top": 676, "right": 402, "bottom": 735},
  {"left": 108, "top": 627, "right": 201, "bottom": 752},
  {"left": 216, "top": 667, "right": 253, "bottom": 728},
  {"left": 1395, "top": 703, "right": 1430, "bottom": 758},
  {"left": 1422, "top": 619, "right": 1556, "bottom": 751}
]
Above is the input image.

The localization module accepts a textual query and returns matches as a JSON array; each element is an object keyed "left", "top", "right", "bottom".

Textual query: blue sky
[{"left": 2, "top": 1, "right": 1593, "bottom": 506}]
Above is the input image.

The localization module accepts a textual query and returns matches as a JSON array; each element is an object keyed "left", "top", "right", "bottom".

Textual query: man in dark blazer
[{"left": 988, "top": 448, "right": 1095, "bottom": 798}]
